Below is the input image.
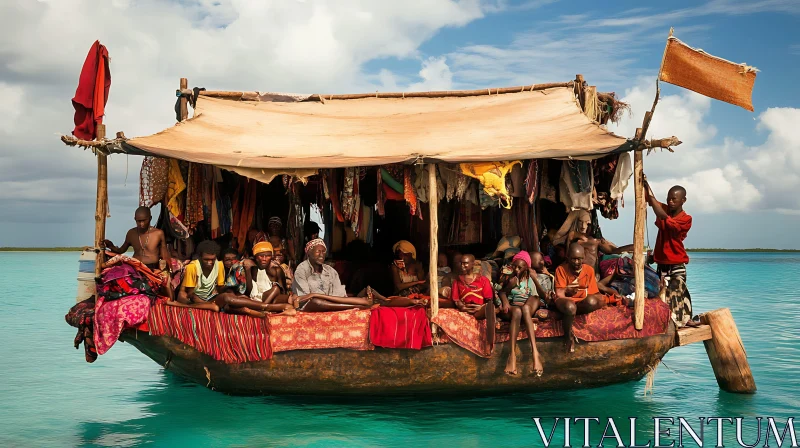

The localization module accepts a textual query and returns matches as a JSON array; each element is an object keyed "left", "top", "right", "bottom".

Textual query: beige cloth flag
[{"left": 659, "top": 36, "right": 758, "bottom": 111}]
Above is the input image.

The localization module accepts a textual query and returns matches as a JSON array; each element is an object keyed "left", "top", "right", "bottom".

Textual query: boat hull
[{"left": 121, "top": 323, "right": 675, "bottom": 396}]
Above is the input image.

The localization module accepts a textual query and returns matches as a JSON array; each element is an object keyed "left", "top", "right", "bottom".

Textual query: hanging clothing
[
  {"left": 224, "top": 263, "right": 248, "bottom": 295},
  {"left": 539, "top": 160, "right": 558, "bottom": 203},
  {"left": 341, "top": 167, "right": 356, "bottom": 221},
  {"left": 139, "top": 156, "right": 169, "bottom": 208},
  {"left": 459, "top": 161, "right": 522, "bottom": 209},
  {"left": 525, "top": 159, "right": 539, "bottom": 205},
  {"left": 566, "top": 160, "right": 593, "bottom": 193},
  {"left": 185, "top": 163, "right": 205, "bottom": 232},
  {"left": 610, "top": 152, "right": 633, "bottom": 199},
  {"left": 413, "top": 165, "right": 444, "bottom": 203},
  {"left": 403, "top": 166, "right": 420, "bottom": 217},
  {"left": 166, "top": 159, "right": 186, "bottom": 218},
  {"left": 658, "top": 264, "right": 693, "bottom": 327},
  {"left": 559, "top": 162, "right": 594, "bottom": 210},
  {"left": 72, "top": 40, "right": 111, "bottom": 141}
]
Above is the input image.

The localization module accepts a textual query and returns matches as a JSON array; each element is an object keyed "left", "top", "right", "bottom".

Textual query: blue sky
[{"left": 0, "top": 0, "right": 798, "bottom": 248}]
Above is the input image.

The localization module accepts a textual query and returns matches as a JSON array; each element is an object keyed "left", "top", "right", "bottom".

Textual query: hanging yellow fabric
[
  {"left": 459, "top": 161, "right": 522, "bottom": 209},
  {"left": 166, "top": 159, "right": 186, "bottom": 217}
]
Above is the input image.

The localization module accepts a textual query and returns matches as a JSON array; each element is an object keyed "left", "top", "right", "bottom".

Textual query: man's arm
[
  {"left": 157, "top": 230, "right": 171, "bottom": 270},
  {"left": 597, "top": 281, "right": 619, "bottom": 297},
  {"left": 103, "top": 230, "right": 132, "bottom": 254},
  {"left": 292, "top": 265, "right": 311, "bottom": 296},
  {"left": 243, "top": 266, "right": 253, "bottom": 297},
  {"left": 644, "top": 180, "right": 669, "bottom": 220}
]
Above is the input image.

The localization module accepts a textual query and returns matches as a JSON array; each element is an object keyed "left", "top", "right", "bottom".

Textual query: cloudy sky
[{"left": 1, "top": 0, "right": 799, "bottom": 249}]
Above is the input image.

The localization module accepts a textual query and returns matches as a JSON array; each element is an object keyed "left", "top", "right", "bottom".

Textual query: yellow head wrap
[
  {"left": 253, "top": 241, "right": 274, "bottom": 256},
  {"left": 392, "top": 240, "right": 416, "bottom": 259}
]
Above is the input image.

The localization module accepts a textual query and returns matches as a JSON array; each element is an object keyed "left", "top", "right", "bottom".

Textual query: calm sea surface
[{"left": 1, "top": 252, "right": 798, "bottom": 447}]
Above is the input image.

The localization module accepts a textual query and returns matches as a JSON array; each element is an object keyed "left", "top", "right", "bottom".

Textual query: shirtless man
[
  {"left": 552, "top": 210, "right": 633, "bottom": 271},
  {"left": 103, "top": 206, "right": 171, "bottom": 271},
  {"left": 103, "top": 206, "right": 173, "bottom": 299}
]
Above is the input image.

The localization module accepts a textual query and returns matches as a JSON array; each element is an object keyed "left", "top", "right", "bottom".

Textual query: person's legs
[
  {"left": 300, "top": 297, "right": 371, "bottom": 312},
  {"left": 504, "top": 306, "right": 523, "bottom": 375},
  {"left": 521, "top": 299, "right": 543, "bottom": 375},
  {"left": 261, "top": 285, "right": 281, "bottom": 304},
  {"left": 555, "top": 298, "right": 577, "bottom": 353},
  {"left": 167, "top": 296, "right": 220, "bottom": 312},
  {"left": 221, "top": 293, "right": 295, "bottom": 315},
  {"left": 576, "top": 294, "right": 605, "bottom": 314},
  {"left": 176, "top": 289, "right": 191, "bottom": 304}
]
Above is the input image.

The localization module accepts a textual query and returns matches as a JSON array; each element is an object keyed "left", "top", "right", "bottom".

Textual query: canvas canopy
[{"left": 124, "top": 86, "right": 630, "bottom": 174}]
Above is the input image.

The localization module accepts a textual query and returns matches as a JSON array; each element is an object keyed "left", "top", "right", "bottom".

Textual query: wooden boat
[
  {"left": 64, "top": 72, "right": 755, "bottom": 395},
  {"left": 119, "top": 324, "right": 675, "bottom": 395}
]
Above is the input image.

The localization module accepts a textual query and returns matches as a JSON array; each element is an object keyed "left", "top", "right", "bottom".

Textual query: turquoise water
[{"left": 1, "top": 252, "right": 798, "bottom": 447}]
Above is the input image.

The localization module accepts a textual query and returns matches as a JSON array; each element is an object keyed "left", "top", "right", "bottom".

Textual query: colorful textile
[
  {"left": 525, "top": 159, "right": 539, "bottom": 204},
  {"left": 433, "top": 299, "right": 671, "bottom": 358},
  {"left": 139, "top": 156, "right": 169, "bottom": 207},
  {"left": 403, "top": 166, "right": 420, "bottom": 217},
  {"left": 600, "top": 257, "right": 661, "bottom": 298},
  {"left": 270, "top": 309, "right": 374, "bottom": 353},
  {"left": 166, "top": 159, "right": 187, "bottom": 218},
  {"left": 369, "top": 307, "right": 432, "bottom": 350},
  {"left": 224, "top": 263, "right": 248, "bottom": 295},
  {"left": 654, "top": 202, "right": 692, "bottom": 265},
  {"left": 147, "top": 302, "right": 273, "bottom": 364},
  {"left": 94, "top": 294, "right": 151, "bottom": 355},
  {"left": 554, "top": 264, "right": 599, "bottom": 301},
  {"left": 185, "top": 163, "right": 205, "bottom": 232},
  {"left": 452, "top": 275, "right": 493, "bottom": 305},
  {"left": 459, "top": 161, "right": 522, "bottom": 209},
  {"left": 65, "top": 298, "right": 97, "bottom": 363},
  {"left": 508, "top": 276, "right": 537, "bottom": 304},
  {"left": 72, "top": 40, "right": 111, "bottom": 141}
]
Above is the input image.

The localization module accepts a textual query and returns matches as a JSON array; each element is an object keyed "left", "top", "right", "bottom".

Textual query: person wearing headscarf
[
  {"left": 290, "top": 239, "right": 374, "bottom": 312},
  {"left": 390, "top": 240, "right": 428, "bottom": 296},
  {"left": 496, "top": 250, "right": 543, "bottom": 376}
]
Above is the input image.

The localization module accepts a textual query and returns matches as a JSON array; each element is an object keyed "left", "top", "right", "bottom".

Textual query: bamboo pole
[
  {"left": 633, "top": 128, "right": 646, "bottom": 330},
  {"left": 700, "top": 308, "right": 756, "bottom": 393},
  {"left": 94, "top": 124, "right": 108, "bottom": 277},
  {"left": 179, "top": 78, "right": 188, "bottom": 121},
  {"left": 186, "top": 82, "right": 574, "bottom": 102},
  {"left": 428, "top": 164, "right": 440, "bottom": 321}
]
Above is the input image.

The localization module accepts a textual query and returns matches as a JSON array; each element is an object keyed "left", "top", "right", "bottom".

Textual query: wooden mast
[
  {"left": 94, "top": 124, "right": 108, "bottom": 277},
  {"left": 428, "top": 164, "right": 440, "bottom": 321},
  {"left": 633, "top": 128, "right": 646, "bottom": 330},
  {"left": 179, "top": 78, "right": 189, "bottom": 120}
]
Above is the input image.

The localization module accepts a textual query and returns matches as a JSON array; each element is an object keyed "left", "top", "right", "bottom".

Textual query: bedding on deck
[{"left": 432, "top": 298, "right": 671, "bottom": 358}]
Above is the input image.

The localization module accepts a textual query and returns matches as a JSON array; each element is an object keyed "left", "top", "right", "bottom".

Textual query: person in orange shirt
[{"left": 554, "top": 243, "right": 620, "bottom": 352}]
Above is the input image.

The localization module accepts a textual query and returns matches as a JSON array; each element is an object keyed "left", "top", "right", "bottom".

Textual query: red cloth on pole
[
  {"left": 72, "top": 40, "right": 111, "bottom": 140},
  {"left": 369, "top": 306, "right": 432, "bottom": 350}
]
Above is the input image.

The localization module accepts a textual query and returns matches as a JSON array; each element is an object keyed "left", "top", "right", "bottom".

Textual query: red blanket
[
  {"left": 270, "top": 309, "right": 374, "bottom": 353},
  {"left": 148, "top": 302, "right": 273, "bottom": 364},
  {"left": 72, "top": 40, "right": 110, "bottom": 140},
  {"left": 433, "top": 298, "right": 671, "bottom": 357},
  {"left": 369, "top": 307, "right": 432, "bottom": 350}
]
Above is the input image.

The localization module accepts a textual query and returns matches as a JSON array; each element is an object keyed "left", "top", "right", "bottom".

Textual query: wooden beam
[
  {"left": 190, "top": 82, "right": 574, "bottom": 102},
  {"left": 633, "top": 128, "right": 645, "bottom": 330},
  {"left": 700, "top": 308, "right": 757, "bottom": 393},
  {"left": 179, "top": 78, "right": 188, "bottom": 121},
  {"left": 428, "top": 164, "right": 440, "bottom": 321},
  {"left": 676, "top": 324, "right": 712, "bottom": 346},
  {"left": 94, "top": 124, "right": 108, "bottom": 277}
]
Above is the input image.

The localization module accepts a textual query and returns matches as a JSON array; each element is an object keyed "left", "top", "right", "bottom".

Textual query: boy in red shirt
[{"left": 645, "top": 179, "right": 696, "bottom": 327}]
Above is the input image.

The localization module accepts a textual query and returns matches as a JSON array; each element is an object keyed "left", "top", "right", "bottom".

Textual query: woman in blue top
[{"left": 497, "top": 251, "right": 543, "bottom": 377}]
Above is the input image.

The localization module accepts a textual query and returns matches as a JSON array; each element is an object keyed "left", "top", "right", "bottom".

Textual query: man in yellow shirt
[{"left": 173, "top": 240, "right": 225, "bottom": 311}]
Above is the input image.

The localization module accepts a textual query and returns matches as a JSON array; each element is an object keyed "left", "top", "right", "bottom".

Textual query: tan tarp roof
[{"left": 126, "top": 86, "right": 629, "bottom": 172}]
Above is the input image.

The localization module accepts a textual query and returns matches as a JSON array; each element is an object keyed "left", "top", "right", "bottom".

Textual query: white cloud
[
  {"left": 649, "top": 164, "right": 761, "bottom": 213},
  {"left": 408, "top": 57, "right": 453, "bottom": 91}
]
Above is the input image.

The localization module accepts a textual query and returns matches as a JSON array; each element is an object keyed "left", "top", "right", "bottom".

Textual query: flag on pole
[{"left": 658, "top": 36, "right": 757, "bottom": 111}]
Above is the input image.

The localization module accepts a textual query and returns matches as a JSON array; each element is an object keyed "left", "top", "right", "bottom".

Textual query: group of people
[{"left": 102, "top": 181, "right": 694, "bottom": 377}]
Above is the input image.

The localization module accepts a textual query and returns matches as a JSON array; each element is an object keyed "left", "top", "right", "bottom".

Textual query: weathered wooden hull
[{"left": 120, "top": 324, "right": 675, "bottom": 396}]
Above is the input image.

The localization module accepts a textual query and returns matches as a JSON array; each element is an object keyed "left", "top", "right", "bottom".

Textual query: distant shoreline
[{"left": 1, "top": 247, "right": 799, "bottom": 253}]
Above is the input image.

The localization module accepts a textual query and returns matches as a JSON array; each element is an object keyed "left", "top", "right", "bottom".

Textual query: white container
[{"left": 77, "top": 249, "right": 97, "bottom": 302}]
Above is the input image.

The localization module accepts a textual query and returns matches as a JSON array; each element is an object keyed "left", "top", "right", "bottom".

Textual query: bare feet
[
  {"left": 533, "top": 350, "right": 544, "bottom": 377},
  {"left": 504, "top": 353, "right": 518, "bottom": 376},
  {"left": 279, "top": 307, "right": 297, "bottom": 316},
  {"left": 166, "top": 300, "right": 220, "bottom": 312},
  {"left": 565, "top": 333, "right": 576, "bottom": 353}
]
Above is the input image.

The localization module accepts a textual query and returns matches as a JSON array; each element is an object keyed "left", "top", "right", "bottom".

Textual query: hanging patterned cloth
[
  {"left": 165, "top": 159, "right": 186, "bottom": 219},
  {"left": 524, "top": 159, "right": 539, "bottom": 205},
  {"left": 184, "top": 163, "right": 205, "bottom": 233},
  {"left": 139, "top": 156, "right": 169, "bottom": 208},
  {"left": 403, "top": 166, "right": 422, "bottom": 219},
  {"left": 341, "top": 167, "right": 356, "bottom": 221}
]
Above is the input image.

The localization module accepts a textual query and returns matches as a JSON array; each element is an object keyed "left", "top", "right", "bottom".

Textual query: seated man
[
  {"left": 172, "top": 240, "right": 226, "bottom": 311},
  {"left": 220, "top": 241, "right": 295, "bottom": 317},
  {"left": 554, "top": 243, "right": 621, "bottom": 353},
  {"left": 451, "top": 253, "right": 497, "bottom": 341},
  {"left": 390, "top": 240, "right": 428, "bottom": 296},
  {"left": 551, "top": 210, "right": 634, "bottom": 272},
  {"left": 291, "top": 239, "right": 374, "bottom": 312}
]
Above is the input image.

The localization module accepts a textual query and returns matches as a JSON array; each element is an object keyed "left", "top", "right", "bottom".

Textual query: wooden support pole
[
  {"left": 179, "top": 78, "right": 188, "bottom": 121},
  {"left": 428, "top": 163, "right": 440, "bottom": 321},
  {"left": 574, "top": 74, "right": 585, "bottom": 110},
  {"left": 94, "top": 124, "right": 108, "bottom": 277},
  {"left": 700, "top": 308, "right": 757, "bottom": 393},
  {"left": 633, "top": 128, "right": 646, "bottom": 330}
]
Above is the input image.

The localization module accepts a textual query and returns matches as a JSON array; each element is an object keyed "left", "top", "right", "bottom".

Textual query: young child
[{"left": 644, "top": 178, "right": 695, "bottom": 327}]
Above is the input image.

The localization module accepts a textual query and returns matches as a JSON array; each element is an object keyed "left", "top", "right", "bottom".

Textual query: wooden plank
[
  {"left": 676, "top": 324, "right": 712, "bottom": 346},
  {"left": 94, "top": 124, "right": 107, "bottom": 277},
  {"left": 179, "top": 78, "right": 188, "bottom": 121},
  {"left": 633, "top": 128, "right": 645, "bottom": 330},
  {"left": 701, "top": 308, "right": 756, "bottom": 393}
]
